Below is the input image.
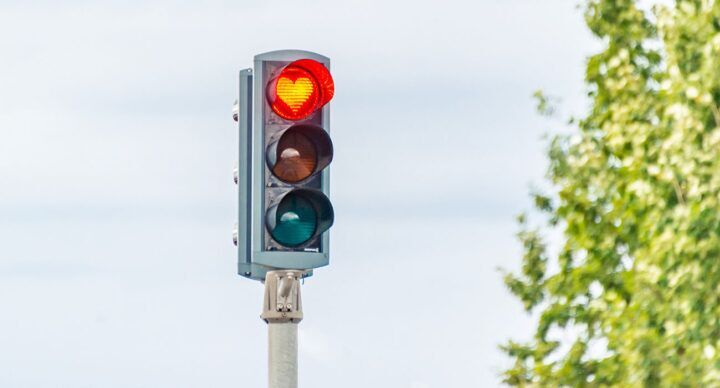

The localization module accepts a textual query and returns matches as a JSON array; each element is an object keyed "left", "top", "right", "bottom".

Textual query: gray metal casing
[{"left": 237, "top": 50, "right": 331, "bottom": 281}]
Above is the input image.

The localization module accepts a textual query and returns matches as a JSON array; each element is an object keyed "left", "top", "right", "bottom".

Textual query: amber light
[
  {"left": 273, "top": 130, "right": 317, "bottom": 183},
  {"left": 267, "top": 59, "right": 334, "bottom": 121},
  {"left": 266, "top": 125, "right": 333, "bottom": 184}
]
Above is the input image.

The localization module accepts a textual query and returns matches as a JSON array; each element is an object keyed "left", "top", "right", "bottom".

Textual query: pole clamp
[{"left": 261, "top": 270, "right": 305, "bottom": 323}]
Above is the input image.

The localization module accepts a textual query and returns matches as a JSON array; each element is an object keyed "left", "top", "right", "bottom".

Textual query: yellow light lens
[
  {"left": 272, "top": 131, "right": 317, "bottom": 183},
  {"left": 270, "top": 65, "right": 321, "bottom": 121},
  {"left": 276, "top": 75, "right": 315, "bottom": 115}
]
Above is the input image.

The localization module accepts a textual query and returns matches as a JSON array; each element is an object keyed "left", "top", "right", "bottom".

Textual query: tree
[{"left": 502, "top": 0, "right": 720, "bottom": 386}]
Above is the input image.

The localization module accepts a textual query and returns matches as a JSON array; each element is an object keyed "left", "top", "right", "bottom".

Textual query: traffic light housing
[{"left": 235, "top": 50, "right": 334, "bottom": 281}]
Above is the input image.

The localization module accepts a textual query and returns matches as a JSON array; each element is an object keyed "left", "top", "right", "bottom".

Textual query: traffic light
[{"left": 234, "top": 50, "right": 335, "bottom": 281}]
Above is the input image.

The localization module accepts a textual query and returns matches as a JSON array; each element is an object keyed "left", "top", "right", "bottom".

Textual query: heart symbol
[{"left": 276, "top": 75, "right": 318, "bottom": 115}]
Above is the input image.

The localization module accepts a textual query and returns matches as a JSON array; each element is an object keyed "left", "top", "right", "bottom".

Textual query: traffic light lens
[
  {"left": 271, "top": 194, "right": 317, "bottom": 247},
  {"left": 274, "top": 67, "right": 320, "bottom": 120},
  {"left": 273, "top": 131, "right": 317, "bottom": 183},
  {"left": 267, "top": 59, "right": 334, "bottom": 121}
]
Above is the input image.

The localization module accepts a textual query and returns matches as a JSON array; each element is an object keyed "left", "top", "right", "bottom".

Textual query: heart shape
[{"left": 276, "top": 75, "right": 318, "bottom": 115}]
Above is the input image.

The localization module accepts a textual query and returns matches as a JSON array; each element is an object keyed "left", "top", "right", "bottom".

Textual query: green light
[{"left": 271, "top": 194, "right": 317, "bottom": 247}]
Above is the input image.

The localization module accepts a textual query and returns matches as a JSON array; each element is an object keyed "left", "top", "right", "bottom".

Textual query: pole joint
[{"left": 261, "top": 270, "right": 305, "bottom": 324}]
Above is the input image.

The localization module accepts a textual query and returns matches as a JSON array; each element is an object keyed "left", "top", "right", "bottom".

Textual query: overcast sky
[{"left": 0, "top": 1, "right": 598, "bottom": 387}]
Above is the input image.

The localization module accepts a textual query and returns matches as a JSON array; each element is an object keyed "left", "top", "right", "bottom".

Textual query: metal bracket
[{"left": 261, "top": 270, "right": 305, "bottom": 323}]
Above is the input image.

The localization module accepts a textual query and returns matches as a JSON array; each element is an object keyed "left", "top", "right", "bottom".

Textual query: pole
[
  {"left": 268, "top": 323, "right": 298, "bottom": 388},
  {"left": 261, "top": 270, "right": 304, "bottom": 388}
]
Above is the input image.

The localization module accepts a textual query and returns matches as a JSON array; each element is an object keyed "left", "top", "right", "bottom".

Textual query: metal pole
[
  {"left": 268, "top": 322, "right": 298, "bottom": 388},
  {"left": 261, "top": 270, "right": 304, "bottom": 388}
]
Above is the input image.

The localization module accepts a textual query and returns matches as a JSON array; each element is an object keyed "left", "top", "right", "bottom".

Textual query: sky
[{"left": 0, "top": 1, "right": 598, "bottom": 387}]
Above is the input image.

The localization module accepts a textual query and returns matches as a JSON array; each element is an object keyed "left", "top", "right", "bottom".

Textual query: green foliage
[
  {"left": 502, "top": 0, "right": 720, "bottom": 386},
  {"left": 533, "top": 90, "right": 559, "bottom": 117}
]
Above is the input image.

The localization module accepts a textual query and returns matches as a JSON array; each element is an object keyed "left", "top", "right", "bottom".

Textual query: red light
[{"left": 267, "top": 59, "right": 334, "bottom": 121}]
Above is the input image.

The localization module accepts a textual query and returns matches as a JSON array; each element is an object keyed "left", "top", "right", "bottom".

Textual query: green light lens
[{"left": 271, "top": 194, "right": 317, "bottom": 247}]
